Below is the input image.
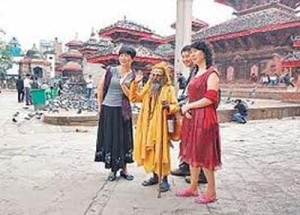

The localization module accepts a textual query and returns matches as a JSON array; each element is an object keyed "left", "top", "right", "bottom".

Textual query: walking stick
[{"left": 158, "top": 101, "right": 166, "bottom": 198}]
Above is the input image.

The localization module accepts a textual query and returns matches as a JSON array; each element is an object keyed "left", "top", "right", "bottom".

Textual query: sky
[{"left": 0, "top": 0, "right": 234, "bottom": 50}]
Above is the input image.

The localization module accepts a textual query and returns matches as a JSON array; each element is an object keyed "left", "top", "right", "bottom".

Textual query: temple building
[
  {"left": 19, "top": 44, "right": 51, "bottom": 78},
  {"left": 80, "top": 29, "right": 113, "bottom": 56},
  {"left": 55, "top": 42, "right": 83, "bottom": 78},
  {"left": 86, "top": 18, "right": 168, "bottom": 73},
  {"left": 192, "top": 0, "right": 300, "bottom": 83}
]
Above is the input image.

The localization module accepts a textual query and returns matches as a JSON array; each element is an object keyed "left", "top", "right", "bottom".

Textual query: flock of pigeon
[{"left": 12, "top": 83, "right": 99, "bottom": 123}]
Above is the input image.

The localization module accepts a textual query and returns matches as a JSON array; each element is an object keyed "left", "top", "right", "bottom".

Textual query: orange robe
[{"left": 129, "top": 81, "right": 180, "bottom": 176}]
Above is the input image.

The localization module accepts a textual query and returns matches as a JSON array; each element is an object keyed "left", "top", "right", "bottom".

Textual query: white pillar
[{"left": 174, "top": 0, "right": 193, "bottom": 79}]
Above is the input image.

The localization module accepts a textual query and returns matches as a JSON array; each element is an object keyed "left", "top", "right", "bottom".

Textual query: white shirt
[
  {"left": 86, "top": 78, "right": 93, "bottom": 89},
  {"left": 24, "top": 78, "right": 32, "bottom": 88}
]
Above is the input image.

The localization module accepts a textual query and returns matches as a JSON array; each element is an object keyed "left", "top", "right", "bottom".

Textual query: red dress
[{"left": 180, "top": 69, "right": 221, "bottom": 170}]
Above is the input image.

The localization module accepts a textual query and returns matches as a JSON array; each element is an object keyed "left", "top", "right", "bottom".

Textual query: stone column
[{"left": 174, "top": 0, "right": 193, "bottom": 80}]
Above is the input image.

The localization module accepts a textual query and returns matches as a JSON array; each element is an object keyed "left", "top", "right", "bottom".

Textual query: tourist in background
[
  {"left": 94, "top": 46, "right": 136, "bottom": 181},
  {"left": 283, "top": 73, "right": 295, "bottom": 87},
  {"left": 16, "top": 75, "right": 24, "bottom": 103},
  {"left": 24, "top": 74, "right": 32, "bottom": 106},
  {"left": 176, "top": 41, "right": 221, "bottom": 204},
  {"left": 232, "top": 99, "right": 249, "bottom": 124},
  {"left": 85, "top": 75, "right": 94, "bottom": 99}
]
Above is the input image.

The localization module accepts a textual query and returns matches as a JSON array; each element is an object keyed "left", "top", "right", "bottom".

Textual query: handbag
[
  {"left": 168, "top": 112, "right": 181, "bottom": 141},
  {"left": 166, "top": 86, "right": 181, "bottom": 141}
]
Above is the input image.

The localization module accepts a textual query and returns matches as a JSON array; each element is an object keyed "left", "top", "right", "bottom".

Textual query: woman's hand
[
  {"left": 134, "top": 70, "right": 143, "bottom": 83},
  {"left": 181, "top": 104, "right": 190, "bottom": 115},
  {"left": 184, "top": 111, "right": 192, "bottom": 119}
]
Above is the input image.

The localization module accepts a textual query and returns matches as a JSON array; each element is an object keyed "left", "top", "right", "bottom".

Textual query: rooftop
[{"left": 193, "top": 4, "right": 300, "bottom": 41}]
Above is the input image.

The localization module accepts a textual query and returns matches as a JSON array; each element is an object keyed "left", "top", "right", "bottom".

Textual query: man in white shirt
[
  {"left": 24, "top": 74, "right": 32, "bottom": 105},
  {"left": 86, "top": 75, "right": 94, "bottom": 99}
]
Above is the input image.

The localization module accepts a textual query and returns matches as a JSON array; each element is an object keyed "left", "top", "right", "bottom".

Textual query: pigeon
[{"left": 13, "top": 112, "right": 20, "bottom": 117}]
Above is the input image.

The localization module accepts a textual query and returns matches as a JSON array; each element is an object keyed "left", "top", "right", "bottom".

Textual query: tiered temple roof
[
  {"left": 193, "top": 2, "right": 300, "bottom": 41},
  {"left": 214, "top": 0, "right": 300, "bottom": 11},
  {"left": 61, "top": 61, "right": 82, "bottom": 72},
  {"left": 88, "top": 43, "right": 165, "bottom": 64},
  {"left": 87, "top": 19, "right": 168, "bottom": 67},
  {"left": 60, "top": 49, "right": 83, "bottom": 59},
  {"left": 171, "top": 18, "right": 209, "bottom": 32},
  {"left": 99, "top": 19, "right": 153, "bottom": 36},
  {"left": 80, "top": 30, "right": 113, "bottom": 55},
  {"left": 65, "top": 39, "right": 84, "bottom": 50}
]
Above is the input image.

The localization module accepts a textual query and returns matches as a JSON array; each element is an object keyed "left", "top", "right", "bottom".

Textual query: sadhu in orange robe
[{"left": 129, "top": 66, "right": 180, "bottom": 177}]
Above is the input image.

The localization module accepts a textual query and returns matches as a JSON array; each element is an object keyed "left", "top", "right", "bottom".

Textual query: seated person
[{"left": 232, "top": 99, "right": 249, "bottom": 124}]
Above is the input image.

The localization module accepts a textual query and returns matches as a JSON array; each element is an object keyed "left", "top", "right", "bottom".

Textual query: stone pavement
[{"left": 0, "top": 92, "right": 300, "bottom": 215}]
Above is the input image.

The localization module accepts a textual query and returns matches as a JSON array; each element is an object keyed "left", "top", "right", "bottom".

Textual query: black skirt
[{"left": 95, "top": 105, "right": 134, "bottom": 172}]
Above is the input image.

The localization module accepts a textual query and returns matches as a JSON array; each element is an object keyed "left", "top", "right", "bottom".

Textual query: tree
[{"left": 0, "top": 44, "right": 13, "bottom": 80}]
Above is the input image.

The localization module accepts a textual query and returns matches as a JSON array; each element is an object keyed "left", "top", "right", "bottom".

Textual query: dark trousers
[
  {"left": 25, "top": 87, "right": 32, "bottom": 105},
  {"left": 17, "top": 90, "right": 24, "bottom": 103},
  {"left": 180, "top": 162, "right": 207, "bottom": 179}
]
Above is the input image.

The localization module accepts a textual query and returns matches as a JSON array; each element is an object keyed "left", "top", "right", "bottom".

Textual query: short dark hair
[
  {"left": 119, "top": 46, "right": 136, "bottom": 59},
  {"left": 181, "top": 45, "right": 191, "bottom": 54},
  {"left": 191, "top": 41, "right": 213, "bottom": 69}
]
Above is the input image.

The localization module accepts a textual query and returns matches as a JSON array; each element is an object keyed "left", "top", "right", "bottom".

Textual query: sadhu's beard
[{"left": 150, "top": 78, "right": 166, "bottom": 97}]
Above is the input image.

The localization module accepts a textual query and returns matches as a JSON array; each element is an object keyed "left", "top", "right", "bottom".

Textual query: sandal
[
  {"left": 175, "top": 188, "right": 198, "bottom": 197},
  {"left": 194, "top": 194, "right": 216, "bottom": 204},
  {"left": 160, "top": 181, "right": 170, "bottom": 192},
  {"left": 107, "top": 172, "right": 117, "bottom": 182},
  {"left": 120, "top": 171, "right": 134, "bottom": 181},
  {"left": 142, "top": 177, "right": 158, "bottom": 186}
]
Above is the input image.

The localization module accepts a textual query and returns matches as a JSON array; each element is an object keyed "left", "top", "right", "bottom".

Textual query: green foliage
[{"left": 0, "top": 44, "right": 13, "bottom": 79}]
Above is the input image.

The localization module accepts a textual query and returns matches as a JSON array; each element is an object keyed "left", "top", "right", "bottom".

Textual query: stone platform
[
  {"left": 44, "top": 112, "right": 98, "bottom": 126},
  {"left": 43, "top": 99, "right": 300, "bottom": 125}
]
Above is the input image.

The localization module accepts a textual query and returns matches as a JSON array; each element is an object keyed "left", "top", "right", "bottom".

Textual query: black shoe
[
  {"left": 160, "top": 180, "right": 170, "bottom": 192},
  {"left": 120, "top": 170, "right": 134, "bottom": 181},
  {"left": 170, "top": 168, "right": 190, "bottom": 177},
  {"left": 142, "top": 177, "right": 158, "bottom": 186},
  {"left": 185, "top": 175, "right": 207, "bottom": 184}
]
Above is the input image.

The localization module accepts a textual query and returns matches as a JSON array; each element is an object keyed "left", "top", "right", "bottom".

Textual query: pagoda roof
[
  {"left": 193, "top": 4, "right": 300, "bottom": 42},
  {"left": 171, "top": 17, "right": 209, "bottom": 31},
  {"left": 20, "top": 57, "right": 50, "bottom": 66},
  {"left": 60, "top": 49, "right": 83, "bottom": 59},
  {"left": 140, "top": 34, "right": 165, "bottom": 44},
  {"left": 214, "top": 0, "right": 300, "bottom": 11},
  {"left": 99, "top": 19, "right": 153, "bottom": 37},
  {"left": 61, "top": 61, "right": 82, "bottom": 72},
  {"left": 87, "top": 43, "right": 167, "bottom": 64},
  {"left": 81, "top": 37, "right": 113, "bottom": 51},
  {"left": 65, "top": 40, "right": 84, "bottom": 47}
]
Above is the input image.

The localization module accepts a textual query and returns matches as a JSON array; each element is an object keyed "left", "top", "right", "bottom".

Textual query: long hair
[{"left": 191, "top": 41, "right": 213, "bottom": 69}]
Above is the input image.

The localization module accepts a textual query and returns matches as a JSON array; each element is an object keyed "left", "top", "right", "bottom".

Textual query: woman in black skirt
[{"left": 95, "top": 46, "right": 137, "bottom": 181}]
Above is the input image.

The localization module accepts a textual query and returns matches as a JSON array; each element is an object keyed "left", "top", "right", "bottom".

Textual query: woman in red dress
[{"left": 176, "top": 41, "right": 221, "bottom": 204}]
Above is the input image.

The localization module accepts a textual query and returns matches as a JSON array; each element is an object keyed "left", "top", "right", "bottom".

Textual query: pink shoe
[
  {"left": 175, "top": 188, "right": 198, "bottom": 197},
  {"left": 194, "top": 194, "right": 217, "bottom": 204}
]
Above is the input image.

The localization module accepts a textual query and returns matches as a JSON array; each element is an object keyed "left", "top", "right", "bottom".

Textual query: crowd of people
[{"left": 259, "top": 72, "right": 295, "bottom": 87}]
